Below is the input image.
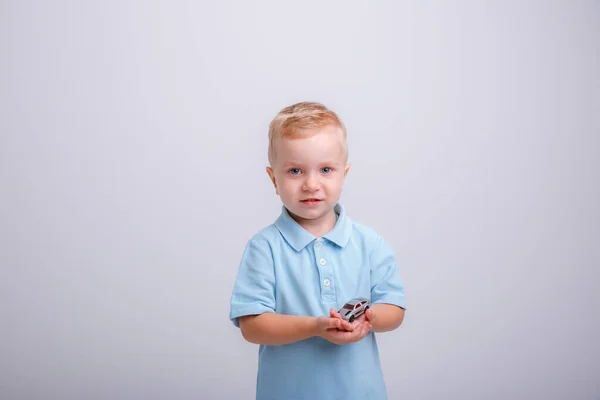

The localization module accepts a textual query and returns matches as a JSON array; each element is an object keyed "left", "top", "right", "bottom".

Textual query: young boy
[{"left": 230, "top": 102, "right": 406, "bottom": 400}]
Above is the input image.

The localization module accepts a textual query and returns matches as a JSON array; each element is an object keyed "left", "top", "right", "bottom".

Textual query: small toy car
[{"left": 338, "top": 297, "right": 371, "bottom": 322}]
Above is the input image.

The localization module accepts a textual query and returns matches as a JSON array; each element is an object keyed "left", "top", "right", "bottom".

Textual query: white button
[
  {"left": 323, "top": 279, "right": 331, "bottom": 287},
  {"left": 319, "top": 258, "right": 326, "bottom": 266}
]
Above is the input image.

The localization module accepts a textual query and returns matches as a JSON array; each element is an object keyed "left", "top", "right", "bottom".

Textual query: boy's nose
[{"left": 302, "top": 175, "right": 320, "bottom": 191}]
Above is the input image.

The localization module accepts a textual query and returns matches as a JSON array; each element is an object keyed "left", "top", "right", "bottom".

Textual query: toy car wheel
[
  {"left": 364, "top": 306, "right": 370, "bottom": 312},
  {"left": 349, "top": 315, "right": 355, "bottom": 323}
]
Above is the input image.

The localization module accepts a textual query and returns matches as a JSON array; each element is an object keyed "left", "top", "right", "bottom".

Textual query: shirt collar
[{"left": 274, "top": 203, "right": 352, "bottom": 251}]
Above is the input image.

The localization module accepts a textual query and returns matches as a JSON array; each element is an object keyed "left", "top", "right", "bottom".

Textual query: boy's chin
[{"left": 287, "top": 204, "right": 333, "bottom": 220}]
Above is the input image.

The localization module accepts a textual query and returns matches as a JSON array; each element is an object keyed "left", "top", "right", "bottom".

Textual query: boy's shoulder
[
  {"left": 248, "top": 223, "right": 281, "bottom": 245},
  {"left": 348, "top": 218, "right": 384, "bottom": 251},
  {"left": 350, "top": 218, "right": 380, "bottom": 239}
]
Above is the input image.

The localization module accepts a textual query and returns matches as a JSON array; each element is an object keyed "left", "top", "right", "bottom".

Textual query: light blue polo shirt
[{"left": 230, "top": 203, "right": 406, "bottom": 400}]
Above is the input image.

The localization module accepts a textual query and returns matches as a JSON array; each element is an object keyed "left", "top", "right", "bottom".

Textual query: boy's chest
[{"left": 271, "top": 239, "right": 372, "bottom": 315}]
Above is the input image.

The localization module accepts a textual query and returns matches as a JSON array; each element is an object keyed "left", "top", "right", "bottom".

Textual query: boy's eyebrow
[
  {"left": 282, "top": 161, "right": 302, "bottom": 168},
  {"left": 282, "top": 160, "right": 342, "bottom": 168}
]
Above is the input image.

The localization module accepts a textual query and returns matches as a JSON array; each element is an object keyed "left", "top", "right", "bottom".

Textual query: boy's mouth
[{"left": 301, "top": 198, "right": 322, "bottom": 204}]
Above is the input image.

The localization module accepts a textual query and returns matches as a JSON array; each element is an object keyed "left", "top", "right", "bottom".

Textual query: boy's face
[{"left": 266, "top": 125, "right": 350, "bottom": 229}]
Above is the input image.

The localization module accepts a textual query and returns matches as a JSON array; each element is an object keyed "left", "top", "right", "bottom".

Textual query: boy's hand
[
  {"left": 328, "top": 308, "right": 356, "bottom": 332},
  {"left": 316, "top": 315, "right": 372, "bottom": 345},
  {"left": 364, "top": 307, "right": 375, "bottom": 324},
  {"left": 316, "top": 315, "right": 353, "bottom": 333},
  {"left": 330, "top": 307, "right": 376, "bottom": 332}
]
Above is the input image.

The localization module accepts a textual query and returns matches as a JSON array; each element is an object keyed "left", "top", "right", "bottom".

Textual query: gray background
[{"left": 1, "top": 1, "right": 599, "bottom": 399}]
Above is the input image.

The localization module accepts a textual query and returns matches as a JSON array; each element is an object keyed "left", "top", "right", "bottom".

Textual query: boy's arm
[
  {"left": 239, "top": 311, "right": 364, "bottom": 346},
  {"left": 239, "top": 313, "right": 319, "bottom": 345},
  {"left": 368, "top": 234, "right": 407, "bottom": 332}
]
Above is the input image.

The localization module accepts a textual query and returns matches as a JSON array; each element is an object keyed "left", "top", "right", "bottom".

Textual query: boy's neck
[{"left": 289, "top": 208, "right": 338, "bottom": 238}]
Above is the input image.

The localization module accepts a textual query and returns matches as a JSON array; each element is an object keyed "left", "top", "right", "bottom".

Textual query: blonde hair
[{"left": 268, "top": 102, "right": 347, "bottom": 165}]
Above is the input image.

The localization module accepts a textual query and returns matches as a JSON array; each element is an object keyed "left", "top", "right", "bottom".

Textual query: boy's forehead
[{"left": 273, "top": 128, "right": 346, "bottom": 165}]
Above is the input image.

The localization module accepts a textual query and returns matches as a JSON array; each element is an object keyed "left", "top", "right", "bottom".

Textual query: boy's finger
[
  {"left": 365, "top": 309, "right": 374, "bottom": 321},
  {"left": 329, "top": 318, "right": 341, "bottom": 329},
  {"left": 340, "top": 319, "right": 355, "bottom": 332}
]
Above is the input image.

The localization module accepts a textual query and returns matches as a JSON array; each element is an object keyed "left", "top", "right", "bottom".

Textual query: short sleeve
[
  {"left": 229, "top": 239, "right": 276, "bottom": 327},
  {"left": 369, "top": 235, "right": 406, "bottom": 309}
]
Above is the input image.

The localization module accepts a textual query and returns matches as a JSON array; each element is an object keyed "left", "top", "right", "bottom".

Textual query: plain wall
[{"left": 1, "top": 1, "right": 599, "bottom": 399}]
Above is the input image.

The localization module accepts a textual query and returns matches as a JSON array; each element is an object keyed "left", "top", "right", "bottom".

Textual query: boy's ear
[
  {"left": 344, "top": 164, "right": 351, "bottom": 177},
  {"left": 266, "top": 166, "right": 279, "bottom": 195}
]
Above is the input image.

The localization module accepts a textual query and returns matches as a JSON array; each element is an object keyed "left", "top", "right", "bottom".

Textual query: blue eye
[
  {"left": 289, "top": 168, "right": 301, "bottom": 175},
  {"left": 321, "top": 167, "right": 332, "bottom": 174}
]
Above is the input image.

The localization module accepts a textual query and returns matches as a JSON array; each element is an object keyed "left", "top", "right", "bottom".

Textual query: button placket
[{"left": 315, "top": 240, "right": 335, "bottom": 300}]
